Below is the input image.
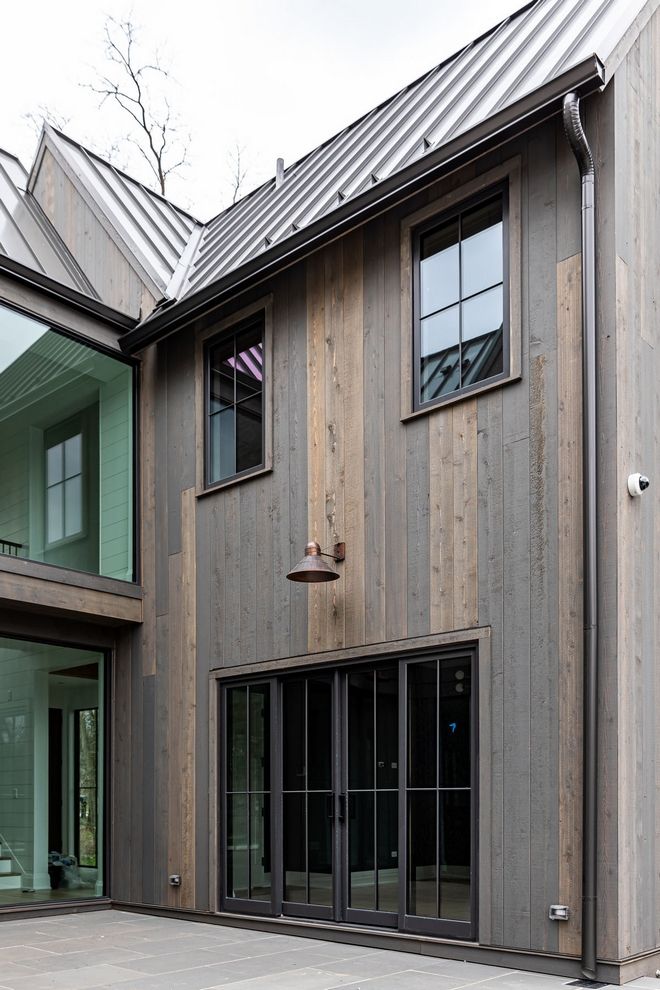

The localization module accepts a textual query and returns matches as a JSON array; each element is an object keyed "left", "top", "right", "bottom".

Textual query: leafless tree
[
  {"left": 23, "top": 105, "right": 71, "bottom": 139},
  {"left": 228, "top": 143, "right": 248, "bottom": 205},
  {"left": 86, "top": 16, "right": 188, "bottom": 195}
]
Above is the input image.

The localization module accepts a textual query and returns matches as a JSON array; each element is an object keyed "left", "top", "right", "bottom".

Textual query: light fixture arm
[{"left": 319, "top": 542, "right": 345, "bottom": 562}]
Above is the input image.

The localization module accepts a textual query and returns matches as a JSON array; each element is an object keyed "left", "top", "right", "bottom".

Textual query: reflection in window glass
[
  {"left": 0, "top": 637, "right": 105, "bottom": 904},
  {"left": 417, "top": 194, "right": 505, "bottom": 407},
  {"left": 0, "top": 303, "right": 134, "bottom": 580},
  {"left": 225, "top": 684, "right": 271, "bottom": 903},
  {"left": 208, "top": 317, "right": 264, "bottom": 485}
]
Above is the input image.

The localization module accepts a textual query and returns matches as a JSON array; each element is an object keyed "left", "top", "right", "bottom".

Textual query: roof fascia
[
  {"left": 0, "top": 254, "right": 137, "bottom": 332},
  {"left": 122, "top": 55, "right": 605, "bottom": 354},
  {"left": 30, "top": 127, "right": 167, "bottom": 301}
]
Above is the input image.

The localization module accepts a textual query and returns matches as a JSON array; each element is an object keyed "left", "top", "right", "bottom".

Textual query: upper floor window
[
  {"left": 413, "top": 189, "right": 507, "bottom": 410},
  {"left": 0, "top": 302, "right": 135, "bottom": 582},
  {"left": 206, "top": 313, "right": 265, "bottom": 487},
  {"left": 46, "top": 423, "right": 84, "bottom": 545}
]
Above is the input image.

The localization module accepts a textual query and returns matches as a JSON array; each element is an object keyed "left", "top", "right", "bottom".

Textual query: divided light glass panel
[
  {"left": 419, "top": 195, "right": 504, "bottom": 405},
  {"left": 0, "top": 303, "right": 134, "bottom": 581},
  {"left": 0, "top": 636, "right": 105, "bottom": 905}
]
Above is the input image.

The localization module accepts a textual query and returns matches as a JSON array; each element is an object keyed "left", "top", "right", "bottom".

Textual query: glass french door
[{"left": 221, "top": 651, "right": 475, "bottom": 939}]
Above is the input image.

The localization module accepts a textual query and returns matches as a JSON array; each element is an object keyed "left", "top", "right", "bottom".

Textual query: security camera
[{"left": 628, "top": 473, "right": 650, "bottom": 497}]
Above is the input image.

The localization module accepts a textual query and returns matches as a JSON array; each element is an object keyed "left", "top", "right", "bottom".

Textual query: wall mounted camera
[{"left": 627, "top": 473, "right": 650, "bottom": 497}]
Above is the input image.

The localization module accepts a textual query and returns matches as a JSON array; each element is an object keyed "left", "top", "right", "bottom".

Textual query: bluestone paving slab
[
  {"left": 0, "top": 963, "right": 144, "bottom": 990},
  {"left": 0, "top": 910, "right": 635, "bottom": 989},
  {"left": 16, "top": 946, "right": 150, "bottom": 973},
  {"left": 325, "top": 973, "right": 472, "bottom": 990}
]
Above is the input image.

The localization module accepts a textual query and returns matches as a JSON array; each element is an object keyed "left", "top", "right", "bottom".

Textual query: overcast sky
[{"left": 2, "top": 0, "right": 518, "bottom": 219}]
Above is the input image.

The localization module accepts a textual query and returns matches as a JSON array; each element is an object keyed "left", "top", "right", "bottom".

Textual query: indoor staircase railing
[
  {"left": 0, "top": 539, "right": 25, "bottom": 557},
  {"left": 0, "top": 831, "right": 25, "bottom": 878}
]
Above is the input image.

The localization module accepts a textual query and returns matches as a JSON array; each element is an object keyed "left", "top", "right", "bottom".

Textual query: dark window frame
[
  {"left": 412, "top": 183, "right": 510, "bottom": 412},
  {"left": 204, "top": 312, "right": 266, "bottom": 490},
  {"left": 218, "top": 646, "right": 478, "bottom": 941}
]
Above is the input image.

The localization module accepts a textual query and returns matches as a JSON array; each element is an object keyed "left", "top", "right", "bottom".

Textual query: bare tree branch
[
  {"left": 83, "top": 15, "right": 189, "bottom": 195},
  {"left": 228, "top": 143, "right": 248, "bottom": 205},
  {"left": 23, "top": 105, "right": 71, "bottom": 139}
]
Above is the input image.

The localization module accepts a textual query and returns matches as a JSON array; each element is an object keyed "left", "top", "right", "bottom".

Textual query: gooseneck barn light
[{"left": 286, "top": 540, "right": 345, "bottom": 583}]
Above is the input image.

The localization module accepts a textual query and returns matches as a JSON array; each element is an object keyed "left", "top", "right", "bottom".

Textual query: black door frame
[{"left": 218, "top": 645, "right": 478, "bottom": 940}]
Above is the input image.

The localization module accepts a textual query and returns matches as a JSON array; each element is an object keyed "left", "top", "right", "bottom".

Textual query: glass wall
[
  {"left": 0, "top": 303, "right": 134, "bottom": 581},
  {"left": 0, "top": 636, "right": 105, "bottom": 904}
]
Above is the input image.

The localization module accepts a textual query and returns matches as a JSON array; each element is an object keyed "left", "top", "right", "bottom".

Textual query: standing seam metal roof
[
  {"left": 31, "top": 127, "right": 202, "bottom": 298},
  {"left": 181, "top": 0, "right": 653, "bottom": 298},
  {"left": 0, "top": 150, "right": 95, "bottom": 295}
]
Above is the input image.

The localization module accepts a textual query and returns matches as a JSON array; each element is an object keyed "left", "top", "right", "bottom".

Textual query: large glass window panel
[
  {"left": 0, "top": 637, "right": 105, "bottom": 905},
  {"left": 0, "top": 304, "right": 134, "bottom": 580}
]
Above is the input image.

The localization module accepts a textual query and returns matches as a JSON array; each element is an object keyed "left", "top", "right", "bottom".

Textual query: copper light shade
[{"left": 286, "top": 541, "right": 345, "bottom": 583}]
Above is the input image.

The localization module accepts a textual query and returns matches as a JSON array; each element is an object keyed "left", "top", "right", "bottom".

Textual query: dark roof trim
[
  {"left": 122, "top": 55, "right": 604, "bottom": 354},
  {"left": 0, "top": 254, "right": 137, "bottom": 332}
]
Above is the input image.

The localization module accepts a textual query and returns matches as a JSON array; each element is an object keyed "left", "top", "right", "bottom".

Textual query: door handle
[{"left": 338, "top": 794, "right": 346, "bottom": 823}]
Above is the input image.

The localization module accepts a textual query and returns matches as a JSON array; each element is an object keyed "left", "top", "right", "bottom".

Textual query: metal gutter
[
  {"left": 121, "top": 56, "right": 605, "bottom": 353},
  {"left": 0, "top": 254, "right": 137, "bottom": 332},
  {"left": 562, "top": 92, "right": 598, "bottom": 983}
]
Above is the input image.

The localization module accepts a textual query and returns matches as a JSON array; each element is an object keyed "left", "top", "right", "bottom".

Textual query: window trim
[
  {"left": 400, "top": 157, "right": 522, "bottom": 420},
  {"left": 195, "top": 295, "right": 273, "bottom": 496}
]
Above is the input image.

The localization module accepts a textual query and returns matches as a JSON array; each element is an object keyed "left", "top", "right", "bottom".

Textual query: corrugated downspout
[{"left": 562, "top": 92, "right": 598, "bottom": 984}]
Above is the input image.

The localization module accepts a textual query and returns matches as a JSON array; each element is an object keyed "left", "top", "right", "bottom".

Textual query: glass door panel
[
  {"left": 404, "top": 655, "right": 473, "bottom": 938},
  {"left": 345, "top": 666, "right": 398, "bottom": 926},
  {"left": 282, "top": 674, "right": 334, "bottom": 918},
  {"left": 220, "top": 651, "right": 474, "bottom": 938},
  {"left": 224, "top": 683, "right": 271, "bottom": 908}
]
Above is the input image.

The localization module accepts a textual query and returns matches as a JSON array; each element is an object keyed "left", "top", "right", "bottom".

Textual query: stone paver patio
[{"left": 0, "top": 910, "right": 655, "bottom": 990}]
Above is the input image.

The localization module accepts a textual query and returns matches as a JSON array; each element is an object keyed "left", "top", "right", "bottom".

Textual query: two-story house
[{"left": 0, "top": 0, "right": 658, "bottom": 983}]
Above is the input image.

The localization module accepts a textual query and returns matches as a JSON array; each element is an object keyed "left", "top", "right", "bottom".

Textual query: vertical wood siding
[
  {"left": 612, "top": 9, "right": 660, "bottom": 959},
  {"left": 111, "top": 102, "right": 622, "bottom": 960}
]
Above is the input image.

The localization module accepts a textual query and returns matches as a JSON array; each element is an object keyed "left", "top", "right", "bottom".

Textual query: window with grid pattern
[
  {"left": 413, "top": 189, "right": 507, "bottom": 410},
  {"left": 206, "top": 314, "right": 265, "bottom": 486}
]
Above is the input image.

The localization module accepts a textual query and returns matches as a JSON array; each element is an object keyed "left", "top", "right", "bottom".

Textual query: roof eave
[
  {"left": 121, "top": 55, "right": 605, "bottom": 355},
  {"left": 0, "top": 254, "right": 137, "bottom": 332}
]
